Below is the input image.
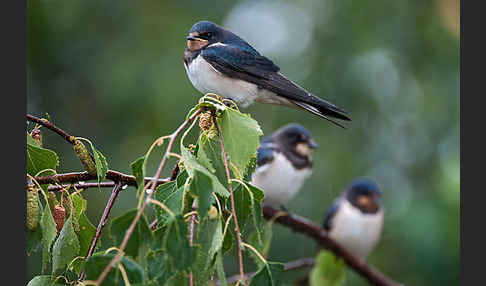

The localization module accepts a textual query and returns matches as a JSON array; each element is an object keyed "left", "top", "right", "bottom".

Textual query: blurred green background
[{"left": 27, "top": 0, "right": 459, "bottom": 285}]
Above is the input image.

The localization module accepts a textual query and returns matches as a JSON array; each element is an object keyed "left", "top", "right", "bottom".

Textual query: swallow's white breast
[
  {"left": 251, "top": 152, "right": 312, "bottom": 207},
  {"left": 184, "top": 54, "right": 259, "bottom": 108},
  {"left": 328, "top": 200, "right": 384, "bottom": 258}
]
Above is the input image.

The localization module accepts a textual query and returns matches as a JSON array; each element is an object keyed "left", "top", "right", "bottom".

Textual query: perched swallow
[
  {"left": 183, "top": 21, "right": 351, "bottom": 128},
  {"left": 323, "top": 178, "right": 384, "bottom": 259},
  {"left": 250, "top": 123, "right": 317, "bottom": 208}
]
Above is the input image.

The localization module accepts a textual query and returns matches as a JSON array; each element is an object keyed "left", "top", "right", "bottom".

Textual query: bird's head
[
  {"left": 273, "top": 123, "right": 318, "bottom": 158},
  {"left": 186, "top": 21, "right": 225, "bottom": 51},
  {"left": 345, "top": 178, "right": 382, "bottom": 213}
]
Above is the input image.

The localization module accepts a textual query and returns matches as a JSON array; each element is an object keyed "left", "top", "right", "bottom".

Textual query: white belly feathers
[
  {"left": 328, "top": 200, "right": 384, "bottom": 258},
  {"left": 251, "top": 152, "right": 312, "bottom": 207},
  {"left": 184, "top": 55, "right": 259, "bottom": 108}
]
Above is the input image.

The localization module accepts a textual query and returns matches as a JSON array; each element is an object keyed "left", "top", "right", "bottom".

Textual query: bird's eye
[{"left": 206, "top": 32, "right": 212, "bottom": 38}]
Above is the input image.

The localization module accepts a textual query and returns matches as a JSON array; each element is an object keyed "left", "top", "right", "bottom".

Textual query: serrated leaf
[
  {"left": 176, "top": 169, "right": 189, "bottom": 189},
  {"left": 163, "top": 215, "right": 195, "bottom": 272},
  {"left": 216, "top": 108, "right": 263, "bottom": 179},
  {"left": 250, "top": 262, "right": 284, "bottom": 286},
  {"left": 181, "top": 146, "right": 229, "bottom": 197},
  {"left": 131, "top": 155, "right": 146, "bottom": 197},
  {"left": 153, "top": 181, "right": 185, "bottom": 226},
  {"left": 51, "top": 215, "right": 80, "bottom": 274},
  {"left": 40, "top": 203, "right": 58, "bottom": 273},
  {"left": 309, "top": 251, "right": 346, "bottom": 286},
  {"left": 26, "top": 142, "right": 59, "bottom": 176},
  {"left": 27, "top": 275, "right": 65, "bottom": 286},
  {"left": 84, "top": 253, "right": 144, "bottom": 286},
  {"left": 110, "top": 209, "right": 153, "bottom": 259},
  {"left": 190, "top": 169, "right": 213, "bottom": 220}
]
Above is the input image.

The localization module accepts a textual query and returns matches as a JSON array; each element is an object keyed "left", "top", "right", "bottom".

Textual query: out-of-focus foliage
[{"left": 27, "top": 0, "right": 459, "bottom": 285}]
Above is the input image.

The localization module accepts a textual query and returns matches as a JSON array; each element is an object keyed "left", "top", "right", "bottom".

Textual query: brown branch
[
  {"left": 29, "top": 170, "right": 170, "bottom": 190},
  {"left": 27, "top": 114, "right": 76, "bottom": 144},
  {"left": 221, "top": 257, "right": 315, "bottom": 285},
  {"left": 95, "top": 108, "right": 202, "bottom": 285},
  {"left": 78, "top": 182, "right": 123, "bottom": 281},
  {"left": 262, "top": 205, "right": 403, "bottom": 286},
  {"left": 213, "top": 118, "right": 246, "bottom": 285}
]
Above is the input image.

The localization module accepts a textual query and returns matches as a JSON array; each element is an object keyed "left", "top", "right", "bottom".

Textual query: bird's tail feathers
[{"left": 292, "top": 101, "right": 349, "bottom": 129}]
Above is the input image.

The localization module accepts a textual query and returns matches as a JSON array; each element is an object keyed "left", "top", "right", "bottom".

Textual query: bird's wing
[
  {"left": 201, "top": 45, "right": 350, "bottom": 123},
  {"left": 323, "top": 200, "right": 342, "bottom": 231},
  {"left": 256, "top": 144, "right": 277, "bottom": 167}
]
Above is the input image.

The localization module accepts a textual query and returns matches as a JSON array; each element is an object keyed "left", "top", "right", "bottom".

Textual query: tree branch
[
  {"left": 95, "top": 108, "right": 202, "bottom": 285},
  {"left": 78, "top": 181, "right": 123, "bottom": 281},
  {"left": 214, "top": 118, "right": 246, "bottom": 285},
  {"left": 27, "top": 114, "right": 76, "bottom": 144},
  {"left": 221, "top": 257, "right": 315, "bottom": 285},
  {"left": 262, "top": 205, "right": 403, "bottom": 286},
  {"left": 29, "top": 170, "right": 170, "bottom": 190}
]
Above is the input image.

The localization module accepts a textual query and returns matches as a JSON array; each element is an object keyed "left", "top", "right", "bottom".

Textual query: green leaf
[
  {"left": 84, "top": 253, "right": 145, "bottom": 286},
  {"left": 52, "top": 215, "right": 80, "bottom": 274},
  {"left": 27, "top": 132, "right": 40, "bottom": 147},
  {"left": 131, "top": 155, "right": 146, "bottom": 197},
  {"left": 192, "top": 216, "right": 223, "bottom": 285},
  {"left": 70, "top": 192, "right": 87, "bottom": 232},
  {"left": 215, "top": 249, "right": 228, "bottom": 286},
  {"left": 153, "top": 181, "right": 185, "bottom": 226},
  {"left": 146, "top": 250, "right": 175, "bottom": 285},
  {"left": 110, "top": 209, "right": 153, "bottom": 259},
  {"left": 216, "top": 108, "right": 263, "bottom": 179},
  {"left": 27, "top": 195, "right": 43, "bottom": 256},
  {"left": 197, "top": 131, "right": 228, "bottom": 186},
  {"left": 84, "top": 140, "right": 108, "bottom": 184},
  {"left": 189, "top": 169, "right": 213, "bottom": 220},
  {"left": 27, "top": 275, "right": 65, "bottom": 286},
  {"left": 40, "top": 203, "right": 58, "bottom": 273},
  {"left": 248, "top": 222, "right": 273, "bottom": 268},
  {"left": 309, "top": 251, "right": 346, "bottom": 286},
  {"left": 176, "top": 169, "right": 189, "bottom": 189},
  {"left": 163, "top": 214, "right": 195, "bottom": 272},
  {"left": 77, "top": 212, "right": 97, "bottom": 261},
  {"left": 250, "top": 262, "right": 284, "bottom": 286},
  {"left": 226, "top": 184, "right": 251, "bottom": 233},
  {"left": 26, "top": 142, "right": 59, "bottom": 176},
  {"left": 181, "top": 146, "right": 229, "bottom": 197}
]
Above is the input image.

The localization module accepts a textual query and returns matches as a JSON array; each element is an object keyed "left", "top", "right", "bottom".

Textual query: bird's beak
[
  {"left": 309, "top": 140, "right": 319, "bottom": 149},
  {"left": 187, "top": 35, "right": 199, "bottom": 41}
]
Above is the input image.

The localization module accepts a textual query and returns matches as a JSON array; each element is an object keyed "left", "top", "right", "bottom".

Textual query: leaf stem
[{"left": 213, "top": 118, "right": 246, "bottom": 285}]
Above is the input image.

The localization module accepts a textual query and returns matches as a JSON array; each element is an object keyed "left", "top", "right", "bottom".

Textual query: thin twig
[
  {"left": 222, "top": 257, "right": 316, "bottom": 285},
  {"left": 78, "top": 182, "right": 123, "bottom": 281},
  {"left": 29, "top": 170, "right": 170, "bottom": 190},
  {"left": 94, "top": 108, "right": 202, "bottom": 285},
  {"left": 27, "top": 114, "right": 75, "bottom": 144},
  {"left": 213, "top": 118, "right": 246, "bottom": 285},
  {"left": 262, "top": 205, "right": 403, "bottom": 286}
]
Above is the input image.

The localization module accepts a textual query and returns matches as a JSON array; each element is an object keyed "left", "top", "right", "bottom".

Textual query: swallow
[
  {"left": 250, "top": 123, "right": 317, "bottom": 208},
  {"left": 323, "top": 178, "right": 384, "bottom": 259},
  {"left": 183, "top": 21, "right": 351, "bottom": 128}
]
